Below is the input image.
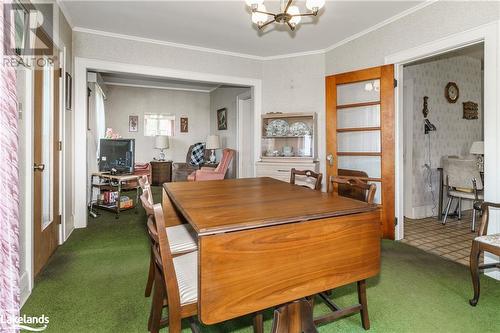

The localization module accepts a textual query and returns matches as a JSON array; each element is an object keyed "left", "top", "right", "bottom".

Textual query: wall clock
[{"left": 445, "top": 82, "right": 459, "bottom": 103}]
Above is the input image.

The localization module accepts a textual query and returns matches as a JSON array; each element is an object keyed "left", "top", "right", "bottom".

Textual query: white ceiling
[{"left": 62, "top": 1, "right": 423, "bottom": 58}]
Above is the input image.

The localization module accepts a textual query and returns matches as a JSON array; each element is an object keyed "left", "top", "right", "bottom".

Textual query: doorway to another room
[{"left": 401, "top": 43, "right": 485, "bottom": 266}]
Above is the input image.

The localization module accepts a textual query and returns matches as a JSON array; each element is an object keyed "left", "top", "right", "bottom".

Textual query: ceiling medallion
[{"left": 246, "top": 0, "right": 325, "bottom": 31}]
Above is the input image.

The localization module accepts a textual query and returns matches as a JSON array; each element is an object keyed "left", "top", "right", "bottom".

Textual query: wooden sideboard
[{"left": 150, "top": 160, "right": 172, "bottom": 186}]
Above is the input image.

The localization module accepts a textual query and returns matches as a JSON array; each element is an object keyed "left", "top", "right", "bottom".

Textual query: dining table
[{"left": 162, "top": 177, "right": 381, "bottom": 333}]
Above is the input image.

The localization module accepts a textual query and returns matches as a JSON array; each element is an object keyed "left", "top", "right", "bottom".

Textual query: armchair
[
  {"left": 172, "top": 144, "right": 210, "bottom": 182},
  {"left": 187, "top": 148, "right": 235, "bottom": 181}
]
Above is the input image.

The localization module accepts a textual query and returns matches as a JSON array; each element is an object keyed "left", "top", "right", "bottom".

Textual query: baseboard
[
  {"left": 484, "top": 253, "right": 500, "bottom": 281},
  {"left": 20, "top": 271, "right": 31, "bottom": 307},
  {"left": 408, "top": 200, "right": 474, "bottom": 220},
  {"left": 408, "top": 205, "right": 435, "bottom": 219}
]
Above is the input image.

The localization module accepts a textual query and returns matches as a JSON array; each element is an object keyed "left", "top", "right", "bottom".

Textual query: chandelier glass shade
[{"left": 246, "top": 0, "right": 325, "bottom": 31}]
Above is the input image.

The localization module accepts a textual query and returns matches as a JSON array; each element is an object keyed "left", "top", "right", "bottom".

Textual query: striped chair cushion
[
  {"left": 166, "top": 224, "right": 198, "bottom": 255},
  {"left": 173, "top": 251, "right": 198, "bottom": 305},
  {"left": 475, "top": 233, "right": 500, "bottom": 247}
]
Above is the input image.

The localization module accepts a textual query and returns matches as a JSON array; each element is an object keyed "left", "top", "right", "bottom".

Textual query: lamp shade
[
  {"left": 206, "top": 135, "right": 220, "bottom": 150},
  {"left": 469, "top": 141, "right": 484, "bottom": 155},
  {"left": 155, "top": 135, "right": 169, "bottom": 149}
]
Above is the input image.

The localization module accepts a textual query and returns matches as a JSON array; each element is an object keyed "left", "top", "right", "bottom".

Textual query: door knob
[
  {"left": 34, "top": 163, "right": 45, "bottom": 172},
  {"left": 326, "top": 154, "right": 334, "bottom": 166}
]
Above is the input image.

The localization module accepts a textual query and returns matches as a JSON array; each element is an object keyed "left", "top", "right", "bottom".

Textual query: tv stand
[{"left": 90, "top": 172, "right": 140, "bottom": 219}]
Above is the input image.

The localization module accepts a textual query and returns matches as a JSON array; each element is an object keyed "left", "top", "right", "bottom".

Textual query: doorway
[
  {"left": 33, "top": 29, "right": 61, "bottom": 276},
  {"left": 237, "top": 92, "right": 254, "bottom": 178},
  {"left": 400, "top": 43, "right": 485, "bottom": 266}
]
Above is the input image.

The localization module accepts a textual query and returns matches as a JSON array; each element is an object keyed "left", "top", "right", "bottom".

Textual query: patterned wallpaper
[{"left": 404, "top": 56, "right": 483, "bottom": 217}]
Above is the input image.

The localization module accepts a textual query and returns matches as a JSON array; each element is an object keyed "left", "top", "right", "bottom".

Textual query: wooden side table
[{"left": 150, "top": 160, "right": 172, "bottom": 185}]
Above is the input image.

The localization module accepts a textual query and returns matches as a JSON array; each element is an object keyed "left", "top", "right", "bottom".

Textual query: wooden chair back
[
  {"left": 290, "top": 168, "right": 323, "bottom": 191},
  {"left": 152, "top": 203, "right": 183, "bottom": 318},
  {"left": 140, "top": 188, "right": 155, "bottom": 216},
  {"left": 477, "top": 202, "right": 500, "bottom": 237},
  {"left": 330, "top": 176, "right": 377, "bottom": 204}
]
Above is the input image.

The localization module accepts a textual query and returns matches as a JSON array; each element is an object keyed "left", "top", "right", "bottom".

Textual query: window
[{"left": 144, "top": 114, "right": 175, "bottom": 137}]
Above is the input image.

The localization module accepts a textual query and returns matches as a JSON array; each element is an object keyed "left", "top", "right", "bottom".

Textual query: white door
[{"left": 237, "top": 96, "right": 254, "bottom": 178}]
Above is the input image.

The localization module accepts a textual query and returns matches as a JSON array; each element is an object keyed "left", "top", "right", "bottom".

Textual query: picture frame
[
  {"left": 180, "top": 117, "right": 188, "bottom": 133},
  {"left": 129, "top": 115, "right": 139, "bottom": 132},
  {"left": 217, "top": 108, "right": 227, "bottom": 131},
  {"left": 65, "top": 72, "right": 72, "bottom": 110}
]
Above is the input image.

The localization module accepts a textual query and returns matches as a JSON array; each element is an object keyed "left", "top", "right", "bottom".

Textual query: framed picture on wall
[
  {"left": 129, "top": 115, "right": 138, "bottom": 132},
  {"left": 217, "top": 108, "right": 227, "bottom": 130},
  {"left": 180, "top": 117, "right": 188, "bottom": 133}
]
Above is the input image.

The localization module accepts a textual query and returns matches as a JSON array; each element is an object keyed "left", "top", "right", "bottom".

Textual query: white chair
[{"left": 443, "top": 158, "right": 484, "bottom": 231}]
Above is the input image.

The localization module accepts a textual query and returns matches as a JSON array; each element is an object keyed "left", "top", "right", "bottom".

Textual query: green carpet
[{"left": 22, "top": 187, "right": 500, "bottom": 332}]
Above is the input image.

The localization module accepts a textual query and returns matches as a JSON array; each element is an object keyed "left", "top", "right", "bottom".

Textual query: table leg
[{"left": 271, "top": 299, "right": 317, "bottom": 333}]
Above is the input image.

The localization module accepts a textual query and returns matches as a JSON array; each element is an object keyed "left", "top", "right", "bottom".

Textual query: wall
[
  {"left": 325, "top": 1, "right": 500, "bottom": 74},
  {"left": 210, "top": 86, "right": 251, "bottom": 178},
  {"left": 105, "top": 85, "right": 211, "bottom": 163},
  {"left": 262, "top": 54, "right": 326, "bottom": 186},
  {"left": 73, "top": 31, "right": 263, "bottom": 79},
  {"left": 404, "top": 56, "right": 483, "bottom": 218}
]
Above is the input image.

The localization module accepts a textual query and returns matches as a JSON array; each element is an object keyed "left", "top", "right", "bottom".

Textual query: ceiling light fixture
[{"left": 246, "top": 0, "right": 325, "bottom": 31}]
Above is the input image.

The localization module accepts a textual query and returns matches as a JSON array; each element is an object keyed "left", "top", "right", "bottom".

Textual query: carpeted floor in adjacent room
[{"left": 22, "top": 187, "right": 500, "bottom": 332}]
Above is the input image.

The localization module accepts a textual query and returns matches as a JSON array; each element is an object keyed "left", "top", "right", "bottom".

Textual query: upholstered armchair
[
  {"left": 187, "top": 149, "right": 235, "bottom": 181},
  {"left": 172, "top": 144, "right": 210, "bottom": 182}
]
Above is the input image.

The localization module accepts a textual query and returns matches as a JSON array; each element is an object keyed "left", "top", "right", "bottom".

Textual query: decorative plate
[
  {"left": 289, "top": 122, "right": 311, "bottom": 136},
  {"left": 266, "top": 119, "right": 289, "bottom": 137}
]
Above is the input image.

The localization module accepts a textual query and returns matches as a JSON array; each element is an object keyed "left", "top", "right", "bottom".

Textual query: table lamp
[
  {"left": 469, "top": 141, "right": 484, "bottom": 171},
  {"left": 155, "top": 135, "right": 169, "bottom": 161},
  {"left": 206, "top": 135, "right": 220, "bottom": 163}
]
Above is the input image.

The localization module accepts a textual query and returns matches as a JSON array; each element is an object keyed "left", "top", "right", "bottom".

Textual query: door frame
[
  {"left": 236, "top": 90, "right": 253, "bottom": 178},
  {"left": 74, "top": 57, "right": 262, "bottom": 228},
  {"left": 386, "top": 21, "right": 499, "bottom": 279}
]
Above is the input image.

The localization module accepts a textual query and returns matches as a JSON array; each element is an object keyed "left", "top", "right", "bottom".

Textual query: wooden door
[
  {"left": 326, "top": 65, "right": 395, "bottom": 239},
  {"left": 33, "top": 29, "right": 60, "bottom": 276}
]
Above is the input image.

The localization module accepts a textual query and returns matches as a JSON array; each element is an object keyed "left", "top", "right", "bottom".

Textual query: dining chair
[
  {"left": 140, "top": 189, "right": 198, "bottom": 298},
  {"left": 150, "top": 203, "right": 264, "bottom": 333},
  {"left": 311, "top": 176, "right": 375, "bottom": 329},
  {"left": 443, "top": 158, "right": 484, "bottom": 231},
  {"left": 329, "top": 176, "right": 377, "bottom": 204},
  {"left": 469, "top": 202, "right": 500, "bottom": 306},
  {"left": 289, "top": 168, "right": 323, "bottom": 190}
]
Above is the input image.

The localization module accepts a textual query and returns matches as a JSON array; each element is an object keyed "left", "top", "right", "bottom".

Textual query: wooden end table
[{"left": 150, "top": 160, "right": 172, "bottom": 185}]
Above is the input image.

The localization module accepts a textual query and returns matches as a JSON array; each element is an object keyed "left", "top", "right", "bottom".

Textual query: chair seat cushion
[
  {"left": 475, "top": 234, "right": 500, "bottom": 247},
  {"left": 166, "top": 224, "right": 198, "bottom": 255},
  {"left": 173, "top": 251, "right": 198, "bottom": 305},
  {"left": 448, "top": 190, "right": 484, "bottom": 200}
]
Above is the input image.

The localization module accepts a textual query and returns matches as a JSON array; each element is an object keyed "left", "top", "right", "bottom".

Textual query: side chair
[
  {"left": 469, "top": 202, "right": 500, "bottom": 306},
  {"left": 330, "top": 176, "right": 377, "bottom": 204},
  {"left": 289, "top": 168, "right": 323, "bottom": 190},
  {"left": 140, "top": 189, "right": 198, "bottom": 298},
  {"left": 150, "top": 204, "right": 264, "bottom": 333}
]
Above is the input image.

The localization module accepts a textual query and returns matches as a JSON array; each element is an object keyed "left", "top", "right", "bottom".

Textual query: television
[{"left": 99, "top": 139, "right": 135, "bottom": 174}]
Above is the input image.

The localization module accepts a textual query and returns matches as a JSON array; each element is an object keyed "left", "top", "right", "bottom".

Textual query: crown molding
[
  {"left": 72, "top": 27, "right": 266, "bottom": 61},
  {"left": 72, "top": 0, "right": 437, "bottom": 61},
  {"left": 103, "top": 81, "right": 212, "bottom": 93},
  {"left": 56, "top": 0, "right": 74, "bottom": 28}
]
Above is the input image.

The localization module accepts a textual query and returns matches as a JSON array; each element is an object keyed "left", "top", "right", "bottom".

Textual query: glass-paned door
[{"left": 326, "top": 65, "right": 395, "bottom": 239}]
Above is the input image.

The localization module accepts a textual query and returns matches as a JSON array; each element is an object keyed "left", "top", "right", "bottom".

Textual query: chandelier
[{"left": 245, "top": 0, "right": 325, "bottom": 31}]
